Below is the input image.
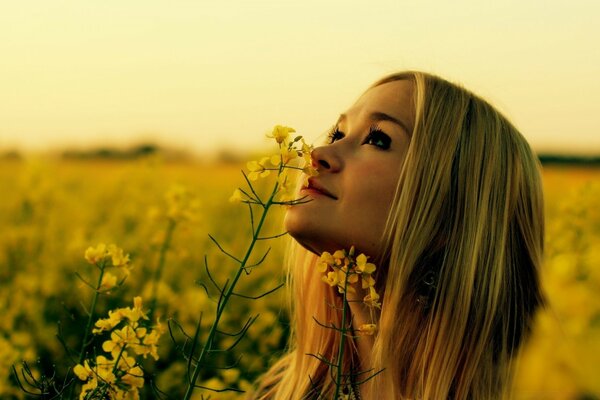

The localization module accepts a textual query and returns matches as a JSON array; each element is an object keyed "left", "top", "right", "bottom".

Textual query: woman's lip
[{"left": 301, "top": 179, "right": 337, "bottom": 199}]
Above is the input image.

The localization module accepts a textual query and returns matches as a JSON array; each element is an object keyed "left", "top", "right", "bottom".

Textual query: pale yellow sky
[{"left": 1, "top": 0, "right": 599, "bottom": 155}]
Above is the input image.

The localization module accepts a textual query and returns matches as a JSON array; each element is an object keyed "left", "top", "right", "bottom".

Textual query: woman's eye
[
  {"left": 327, "top": 128, "right": 345, "bottom": 144},
  {"left": 364, "top": 128, "right": 391, "bottom": 150}
]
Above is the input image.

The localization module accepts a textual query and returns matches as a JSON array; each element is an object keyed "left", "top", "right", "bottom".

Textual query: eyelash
[{"left": 326, "top": 125, "right": 392, "bottom": 150}]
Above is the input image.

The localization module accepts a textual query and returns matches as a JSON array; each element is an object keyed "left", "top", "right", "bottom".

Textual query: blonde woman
[{"left": 252, "top": 71, "right": 544, "bottom": 399}]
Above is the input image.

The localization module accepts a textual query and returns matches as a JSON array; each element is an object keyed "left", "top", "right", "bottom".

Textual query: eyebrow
[{"left": 337, "top": 111, "right": 412, "bottom": 136}]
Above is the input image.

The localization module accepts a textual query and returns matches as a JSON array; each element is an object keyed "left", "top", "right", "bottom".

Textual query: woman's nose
[{"left": 311, "top": 145, "right": 342, "bottom": 172}]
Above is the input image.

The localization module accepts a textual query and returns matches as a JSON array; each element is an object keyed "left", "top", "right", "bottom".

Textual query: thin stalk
[
  {"left": 149, "top": 218, "right": 177, "bottom": 321},
  {"left": 93, "top": 342, "right": 129, "bottom": 399},
  {"left": 182, "top": 182, "right": 280, "bottom": 400},
  {"left": 77, "top": 259, "right": 106, "bottom": 364},
  {"left": 333, "top": 271, "right": 350, "bottom": 400},
  {"left": 68, "top": 259, "right": 106, "bottom": 400}
]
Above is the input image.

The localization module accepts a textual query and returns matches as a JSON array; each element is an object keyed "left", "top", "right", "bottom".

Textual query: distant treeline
[
  {"left": 537, "top": 154, "right": 600, "bottom": 166},
  {"left": 61, "top": 144, "right": 162, "bottom": 160},
  {"left": 1, "top": 147, "right": 600, "bottom": 165}
]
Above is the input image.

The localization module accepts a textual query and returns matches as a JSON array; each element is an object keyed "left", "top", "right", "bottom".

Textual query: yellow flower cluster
[
  {"left": 73, "top": 354, "right": 143, "bottom": 400},
  {"left": 85, "top": 243, "right": 130, "bottom": 267},
  {"left": 84, "top": 243, "right": 132, "bottom": 290},
  {"left": 230, "top": 124, "right": 318, "bottom": 203},
  {"left": 318, "top": 247, "right": 381, "bottom": 335},
  {"left": 75, "top": 297, "right": 164, "bottom": 399},
  {"left": 92, "top": 297, "right": 163, "bottom": 360}
]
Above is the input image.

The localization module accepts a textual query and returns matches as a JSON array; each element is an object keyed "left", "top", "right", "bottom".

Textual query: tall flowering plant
[
  {"left": 312, "top": 247, "right": 383, "bottom": 399},
  {"left": 12, "top": 243, "right": 164, "bottom": 400},
  {"left": 168, "top": 125, "right": 317, "bottom": 399}
]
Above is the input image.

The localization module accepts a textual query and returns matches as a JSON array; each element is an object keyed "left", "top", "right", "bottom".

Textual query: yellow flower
[
  {"left": 300, "top": 138, "right": 313, "bottom": 164},
  {"left": 73, "top": 360, "right": 93, "bottom": 381},
  {"left": 267, "top": 125, "right": 295, "bottom": 144},
  {"left": 94, "top": 355, "right": 116, "bottom": 383},
  {"left": 107, "top": 244, "right": 130, "bottom": 267},
  {"left": 337, "top": 267, "right": 359, "bottom": 285},
  {"left": 357, "top": 323, "right": 377, "bottom": 336},
  {"left": 121, "top": 296, "right": 149, "bottom": 322},
  {"left": 229, "top": 188, "right": 244, "bottom": 203},
  {"left": 102, "top": 326, "right": 140, "bottom": 358},
  {"left": 302, "top": 164, "right": 319, "bottom": 178},
  {"left": 319, "top": 251, "right": 334, "bottom": 265},
  {"left": 317, "top": 261, "right": 329, "bottom": 273},
  {"left": 363, "top": 287, "right": 381, "bottom": 309},
  {"left": 247, "top": 157, "right": 271, "bottom": 181},
  {"left": 276, "top": 173, "right": 296, "bottom": 202},
  {"left": 79, "top": 378, "right": 98, "bottom": 400},
  {"left": 322, "top": 271, "right": 339, "bottom": 287},
  {"left": 280, "top": 146, "right": 298, "bottom": 165},
  {"left": 93, "top": 309, "right": 125, "bottom": 334},
  {"left": 332, "top": 250, "right": 346, "bottom": 267},
  {"left": 120, "top": 365, "right": 144, "bottom": 389},
  {"left": 100, "top": 272, "right": 118, "bottom": 291},
  {"left": 356, "top": 253, "right": 376, "bottom": 275},
  {"left": 138, "top": 328, "right": 162, "bottom": 360},
  {"left": 361, "top": 274, "right": 376, "bottom": 289},
  {"left": 335, "top": 268, "right": 358, "bottom": 294},
  {"left": 84, "top": 243, "right": 108, "bottom": 264}
]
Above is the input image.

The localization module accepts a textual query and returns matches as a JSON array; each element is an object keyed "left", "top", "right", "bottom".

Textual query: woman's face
[{"left": 285, "top": 79, "right": 415, "bottom": 258}]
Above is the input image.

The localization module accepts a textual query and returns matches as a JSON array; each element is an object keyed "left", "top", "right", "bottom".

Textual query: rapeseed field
[{"left": 1, "top": 157, "right": 598, "bottom": 399}]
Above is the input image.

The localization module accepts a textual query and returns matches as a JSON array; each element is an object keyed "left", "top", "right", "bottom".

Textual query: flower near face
[
  {"left": 317, "top": 247, "right": 381, "bottom": 332},
  {"left": 322, "top": 271, "right": 340, "bottom": 287},
  {"left": 356, "top": 254, "right": 376, "bottom": 274},
  {"left": 247, "top": 157, "right": 272, "bottom": 181},
  {"left": 267, "top": 124, "right": 296, "bottom": 144},
  {"left": 336, "top": 266, "right": 359, "bottom": 294},
  {"left": 276, "top": 173, "right": 297, "bottom": 202},
  {"left": 282, "top": 145, "right": 299, "bottom": 164},
  {"left": 316, "top": 247, "right": 379, "bottom": 300},
  {"left": 363, "top": 286, "right": 381, "bottom": 309}
]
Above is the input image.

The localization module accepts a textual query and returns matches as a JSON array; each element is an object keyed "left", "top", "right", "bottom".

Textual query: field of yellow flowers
[{"left": 1, "top": 157, "right": 598, "bottom": 399}]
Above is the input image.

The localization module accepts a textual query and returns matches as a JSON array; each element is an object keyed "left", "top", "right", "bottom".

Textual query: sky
[{"left": 1, "top": 0, "right": 599, "bottom": 156}]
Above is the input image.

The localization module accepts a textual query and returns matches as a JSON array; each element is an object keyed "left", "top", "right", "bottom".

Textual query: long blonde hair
[{"left": 251, "top": 71, "right": 544, "bottom": 399}]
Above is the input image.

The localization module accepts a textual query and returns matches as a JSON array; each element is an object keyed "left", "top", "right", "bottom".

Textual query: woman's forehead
[{"left": 343, "top": 80, "right": 415, "bottom": 133}]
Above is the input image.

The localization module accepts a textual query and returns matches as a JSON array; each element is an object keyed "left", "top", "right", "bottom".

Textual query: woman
[{"left": 252, "top": 71, "right": 544, "bottom": 399}]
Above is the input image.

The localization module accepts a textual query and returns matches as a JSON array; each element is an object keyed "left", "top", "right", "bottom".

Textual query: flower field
[{"left": 0, "top": 157, "right": 598, "bottom": 399}]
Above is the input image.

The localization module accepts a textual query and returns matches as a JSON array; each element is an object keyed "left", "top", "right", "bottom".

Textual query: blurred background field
[
  {"left": 0, "top": 155, "right": 598, "bottom": 399},
  {"left": 3, "top": 1, "right": 600, "bottom": 398}
]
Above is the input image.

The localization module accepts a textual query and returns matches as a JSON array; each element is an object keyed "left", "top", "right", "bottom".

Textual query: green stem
[
  {"left": 149, "top": 218, "right": 177, "bottom": 321},
  {"left": 333, "top": 270, "right": 350, "bottom": 400},
  {"left": 182, "top": 182, "right": 280, "bottom": 400},
  {"left": 93, "top": 343, "right": 129, "bottom": 399},
  {"left": 69, "top": 259, "right": 106, "bottom": 400},
  {"left": 77, "top": 260, "right": 106, "bottom": 364}
]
